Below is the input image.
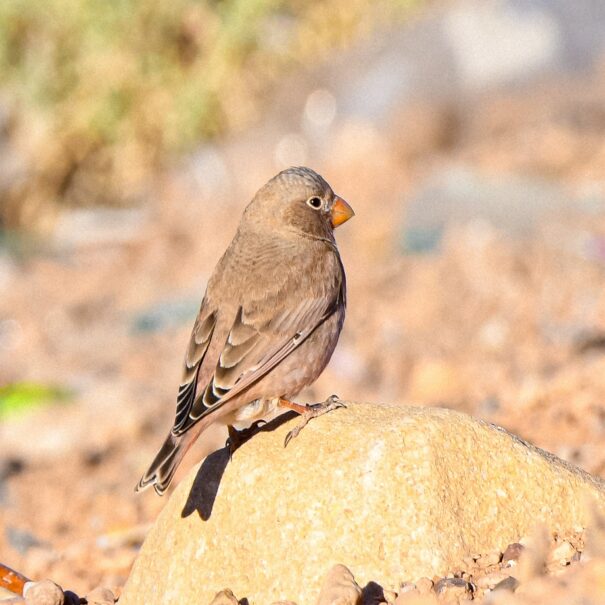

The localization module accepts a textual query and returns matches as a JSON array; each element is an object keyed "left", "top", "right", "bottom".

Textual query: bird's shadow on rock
[{"left": 181, "top": 412, "right": 298, "bottom": 521}]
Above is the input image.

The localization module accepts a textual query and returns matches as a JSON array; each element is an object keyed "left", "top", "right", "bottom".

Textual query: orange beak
[{"left": 330, "top": 196, "right": 355, "bottom": 228}]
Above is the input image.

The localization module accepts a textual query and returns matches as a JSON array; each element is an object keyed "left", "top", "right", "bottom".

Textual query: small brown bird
[{"left": 137, "top": 167, "right": 354, "bottom": 495}]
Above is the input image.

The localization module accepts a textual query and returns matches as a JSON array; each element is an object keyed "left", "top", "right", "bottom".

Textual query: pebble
[
  {"left": 394, "top": 584, "right": 424, "bottom": 605},
  {"left": 502, "top": 543, "right": 525, "bottom": 566},
  {"left": 476, "top": 572, "right": 511, "bottom": 590},
  {"left": 208, "top": 589, "right": 239, "bottom": 605},
  {"left": 316, "top": 564, "right": 362, "bottom": 605},
  {"left": 434, "top": 578, "right": 472, "bottom": 601},
  {"left": 415, "top": 578, "right": 434, "bottom": 595},
  {"left": 476, "top": 552, "right": 502, "bottom": 568},
  {"left": 23, "top": 580, "right": 64, "bottom": 605},
  {"left": 493, "top": 576, "right": 520, "bottom": 592},
  {"left": 86, "top": 586, "right": 116, "bottom": 604},
  {"left": 549, "top": 540, "right": 575, "bottom": 565}
]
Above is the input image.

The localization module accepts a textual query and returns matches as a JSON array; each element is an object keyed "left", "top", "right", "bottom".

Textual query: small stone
[
  {"left": 502, "top": 543, "right": 525, "bottom": 565},
  {"left": 415, "top": 578, "right": 434, "bottom": 595},
  {"left": 23, "top": 580, "right": 64, "bottom": 605},
  {"left": 86, "top": 587, "right": 115, "bottom": 604},
  {"left": 316, "top": 565, "right": 362, "bottom": 605},
  {"left": 395, "top": 589, "right": 421, "bottom": 605},
  {"left": 434, "top": 578, "right": 472, "bottom": 601},
  {"left": 492, "top": 577, "right": 520, "bottom": 592},
  {"left": 475, "top": 573, "right": 510, "bottom": 590},
  {"left": 476, "top": 552, "right": 502, "bottom": 568},
  {"left": 548, "top": 540, "right": 575, "bottom": 565},
  {"left": 208, "top": 589, "right": 238, "bottom": 605}
]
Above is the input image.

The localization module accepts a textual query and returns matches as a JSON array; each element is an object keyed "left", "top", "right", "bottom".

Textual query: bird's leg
[
  {"left": 226, "top": 425, "right": 243, "bottom": 460},
  {"left": 226, "top": 421, "right": 266, "bottom": 459},
  {"left": 279, "top": 394, "right": 346, "bottom": 447}
]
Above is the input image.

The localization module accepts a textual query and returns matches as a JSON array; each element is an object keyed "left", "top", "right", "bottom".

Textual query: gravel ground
[{"left": 3, "top": 46, "right": 605, "bottom": 605}]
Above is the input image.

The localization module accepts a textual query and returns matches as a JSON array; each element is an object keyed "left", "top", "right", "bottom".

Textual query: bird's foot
[{"left": 283, "top": 394, "right": 346, "bottom": 447}]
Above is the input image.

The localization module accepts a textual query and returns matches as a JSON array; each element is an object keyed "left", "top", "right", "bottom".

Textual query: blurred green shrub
[
  {"left": 0, "top": 0, "right": 418, "bottom": 231},
  {"left": 0, "top": 382, "right": 72, "bottom": 418}
]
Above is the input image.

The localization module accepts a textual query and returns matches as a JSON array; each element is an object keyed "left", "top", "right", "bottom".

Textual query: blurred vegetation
[
  {"left": 0, "top": 382, "right": 72, "bottom": 418},
  {"left": 0, "top": 0, "right": 419, "bottom": 231}
]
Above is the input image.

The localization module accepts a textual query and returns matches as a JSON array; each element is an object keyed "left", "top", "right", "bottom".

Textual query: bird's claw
[{"left": 283, "top": 394, "right": 346, "bottom": 447}]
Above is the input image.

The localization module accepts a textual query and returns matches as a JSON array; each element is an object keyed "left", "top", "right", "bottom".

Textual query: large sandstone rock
[{"left": 121, "top": 403, "right": 605, "bottom": 605}]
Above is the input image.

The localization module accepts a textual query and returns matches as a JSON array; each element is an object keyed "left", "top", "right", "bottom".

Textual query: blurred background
[{"left": 3, "top": 0, "right": 605, "bottom": 597}]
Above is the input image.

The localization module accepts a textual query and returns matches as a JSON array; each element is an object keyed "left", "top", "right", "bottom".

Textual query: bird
[{"left": 136, "top": 166, "right": 354, "bottom": 495}]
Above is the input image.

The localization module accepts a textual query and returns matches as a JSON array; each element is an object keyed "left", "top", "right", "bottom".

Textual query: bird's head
[{"left": 244, "top": 167, "right": 354, "bottom": 240}]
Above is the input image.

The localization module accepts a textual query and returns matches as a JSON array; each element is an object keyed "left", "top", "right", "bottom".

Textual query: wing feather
[
  {"left": 173, "top": 307, "right": 216, "bottom": 431},
  {"left": 172, "top": 293, "right": 340, "bottom": 435}
]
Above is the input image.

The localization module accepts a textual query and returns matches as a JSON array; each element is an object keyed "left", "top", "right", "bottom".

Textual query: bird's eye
[{"left": 307, "top": 196, "right": 322, "bottom": 210}]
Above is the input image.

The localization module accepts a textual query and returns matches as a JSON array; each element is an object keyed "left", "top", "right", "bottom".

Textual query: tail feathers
[{"left": 136, "top": 431, "right": 194, "bottom": 496}]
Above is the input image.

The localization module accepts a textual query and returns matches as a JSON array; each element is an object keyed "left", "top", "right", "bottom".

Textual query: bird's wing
[
  {"left": 172, "top": 303, "right": 218, "bottom": 431},
  {"left": 171, "top": 283, "right": 344, "bottom": 436}
]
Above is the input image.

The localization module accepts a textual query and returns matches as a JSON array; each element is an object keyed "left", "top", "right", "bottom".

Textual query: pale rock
[
  {"left": 491, "top": 576, "right": 519, "bottom": 593},
  {"left": 208, "top": 589, "right": 239, "bottom": 605},
  {"left": 394, "top": 593, "right": 437, "bottom": 605},
  {"left": 120, "top": 403, "right": 605, "bottom": 605},
  {"left": 415, "top": 579, "right": 434, "bottom": 595},
  {"left": 85, "top": 587, "right": 115, "bottom": 605},
  {"left": 316, "top": 565, "right": 361, "bottom": 605},
  {"left": 548, "top": 540, "right": 575, "bottom": 566},
  {"left": 475, "top": 573, "right": 510, "bottom": 590},
  {"left": 476, "top": 552, "right": 502, "bottom": 568},
  {"left": 23, "top": 580, "right": 63, "bottom": 605}
]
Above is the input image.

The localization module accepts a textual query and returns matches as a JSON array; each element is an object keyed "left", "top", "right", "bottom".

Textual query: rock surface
[{"left": 120, "top": 403, "right": 605, "bottom": 605}]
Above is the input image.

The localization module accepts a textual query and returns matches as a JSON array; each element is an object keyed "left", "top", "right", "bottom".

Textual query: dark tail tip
[{"left": 135, "top": 432, "right": 184, "bottom": 496}]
